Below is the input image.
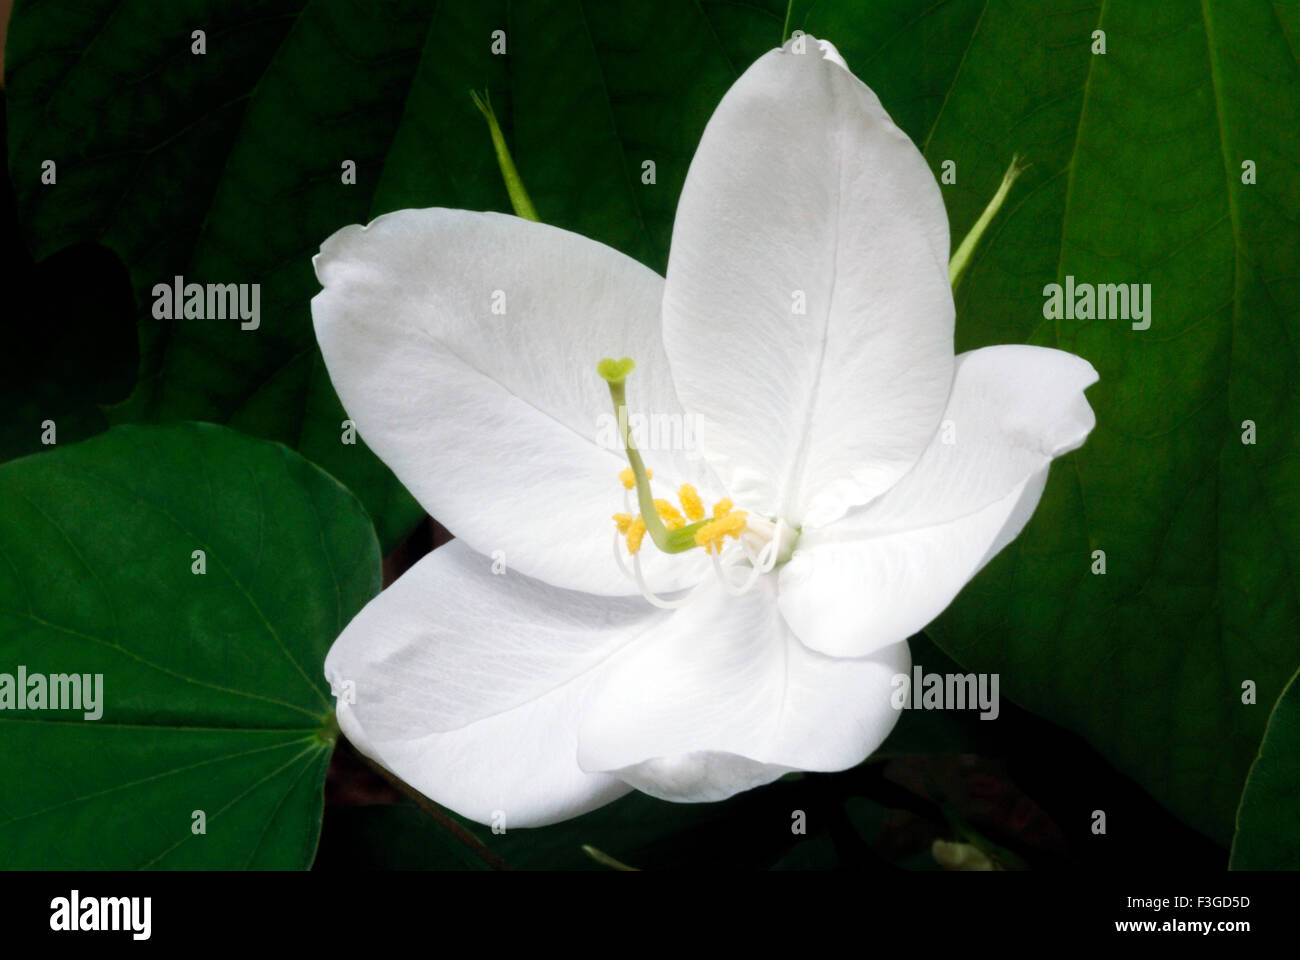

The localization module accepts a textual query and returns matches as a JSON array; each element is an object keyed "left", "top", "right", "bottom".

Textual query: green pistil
[{"left": 600, "top": 358, "right": 705, "bottom": 555}]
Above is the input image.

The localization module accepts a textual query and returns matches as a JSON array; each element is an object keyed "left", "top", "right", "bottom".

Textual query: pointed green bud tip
[
  {"left": 949, "top": 152, "right": 1030, "bottom": 289},
  {"left": 469, "top": 88, "right": 491, "bottom": 120},
  {"left": 597, "top": 357, "right": 636, "bottom": 384},
  {"left": 581, "top": 844, "right": 639, "bottom": 871},
  {"left": 471, "top": 87, "right": 540, "bottom": 222}
]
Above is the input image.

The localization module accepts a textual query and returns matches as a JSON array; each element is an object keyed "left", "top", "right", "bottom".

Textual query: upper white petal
[
  {"left": 661, "top": 38, "right": 954, "bottom": 527},
  {"left": 312, "top": 207, "right": 712, "bottom": 596},
  {"left": 325, "top": 539, "right": 668, "bottom": 827},
  {"left": 778, "top": 345, "right": 1098, "bottom": 657}
]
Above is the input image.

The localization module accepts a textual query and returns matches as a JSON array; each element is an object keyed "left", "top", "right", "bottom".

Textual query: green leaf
[
  {"left": 3, "top": 0, "right": 788, "bottom": 549},
  {"left": 0, "top": 422, "right": 380, "bottom": 868},
  {"left": 801, "top": 0, "right": 1300, "bottom": 844},
  {"left": 1231, "top": 668, "right": 1300, "bottom": 869}
]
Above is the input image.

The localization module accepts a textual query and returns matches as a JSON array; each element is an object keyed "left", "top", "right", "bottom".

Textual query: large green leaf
[
  {"left": 0, "top": 423, "right": 379, "bottom": 868},
  {"left": 1230, "top": 669, "right": 1300, "bottom": 869},
  {"left": 7, "top": 0, "right": 1296, "bottom": 845},
  {"left": 800, "top": 0, "right": 1300, "bottom": 844}
]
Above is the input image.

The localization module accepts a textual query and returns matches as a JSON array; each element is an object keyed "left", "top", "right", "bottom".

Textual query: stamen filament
[
  {"left": 631, "top": 549, "right": 704, "bottom": 609},
  {"left": 711, "top": 547, "right": 766, "bottom": 596}
]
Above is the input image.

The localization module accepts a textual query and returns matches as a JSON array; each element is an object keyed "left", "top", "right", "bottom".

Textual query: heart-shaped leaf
[{"left": 0, "top": 422, "right": 379, "bottom": 868}]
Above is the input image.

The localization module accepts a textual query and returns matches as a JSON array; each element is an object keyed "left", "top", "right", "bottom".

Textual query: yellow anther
[
  {"left": 712, "top": 498, "right": 733, "bottom": 518},
  {"left": 678, "top": 484, "right": 705, "bottom": 522},
  {"left": 611, "top": 513, "right": 635, "bottom": 534},
  {"left": 694, "top": 510, "right": 747, "bottom": 554},
  {"left": 619, "top": 467, "right": 651, "bottom": 490},
  {"left": 654, "top": 498, "right": 685, "bottom": 531},
  {"left": 626, "top": 516, "right": 647, "bottom": 554}
]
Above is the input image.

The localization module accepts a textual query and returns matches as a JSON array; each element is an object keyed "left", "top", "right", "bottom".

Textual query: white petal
[
  {"left": 611, "top": 752, "right": 794, "bottom": 805},
  {"left": 577, "top": 578, "right": 910, "bottom": 802},
  {"left": 778, "top": 345, "right": 1097, "bottom": 657},
  {"left": 779, "top": 471, "right": 1048, "bottom": 659},
  {"left": 325, "top": 540, "right": 670, "bottom": 826},
  {"left": 662, "top": 39, "right": 954, "bottom": 528},
  {"left": 312, "top": 207, "right": 711, "bottom": 595}
]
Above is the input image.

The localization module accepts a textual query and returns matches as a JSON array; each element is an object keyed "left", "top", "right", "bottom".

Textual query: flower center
[{"left": 598, "top": 357, "right": 798, "bottom": 608}]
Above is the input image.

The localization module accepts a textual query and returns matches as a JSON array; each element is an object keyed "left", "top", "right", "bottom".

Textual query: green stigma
[{"left": 597, "top": 356, "right": 636, "bottom": 384}]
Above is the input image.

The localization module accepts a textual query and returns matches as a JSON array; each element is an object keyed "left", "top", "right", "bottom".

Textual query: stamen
[
  {"left": 711, "top": 546, "right": 766, "bottom": 596},
  {"left": 596, "top": 357, "right": 795, "bottom": 607},
  {"left": 706, "top": 517, "right": 786, "bottom": 597},
  {"left": 695, "top": 510, "right": 748, "bottom": 554},
  {"left": 612, "top": 528, "right": 635, "bottom": 580},
  {"left": 631, "top": 550, "right": 704, "bottom": 609},
  {"left": 626, "top": 516, "right": 647, "bottom": 554},
  {"left": 619, "top": 467, "right": 651, "bottom": 490},
  {"left": 654, "top": 499, "right": 685, "bottom": 530},
  {"left": 757, "top": 519, "right": 784, "bottom": 574},
  {"left": 678, "top": 484, "right": 705, "bottom": 522}
]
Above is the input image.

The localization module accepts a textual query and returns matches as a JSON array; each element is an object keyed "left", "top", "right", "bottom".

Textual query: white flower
[{"left": 310, "top": 37, "right": 1097, "bottom": 827}]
